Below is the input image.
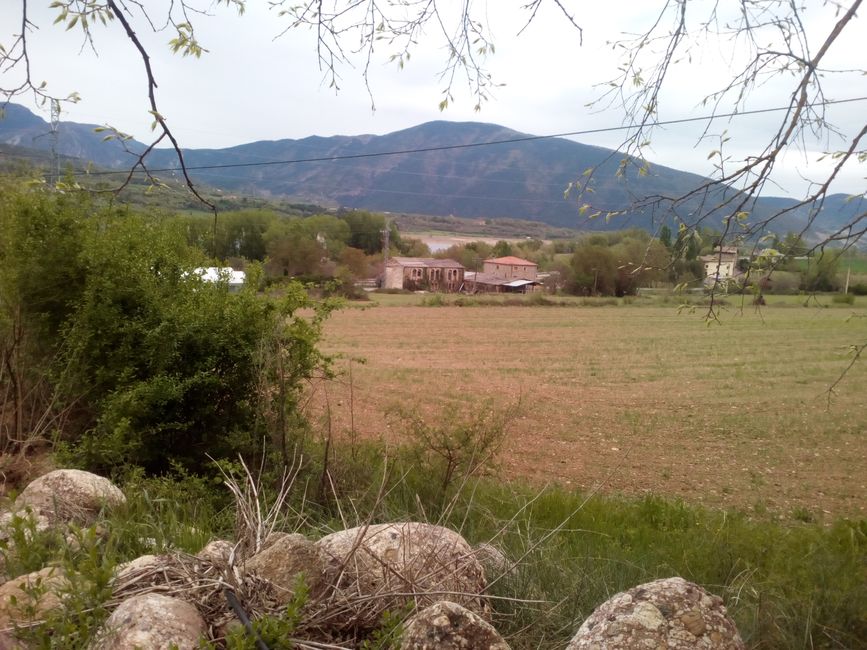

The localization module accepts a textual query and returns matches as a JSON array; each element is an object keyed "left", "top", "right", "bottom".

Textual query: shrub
[
  {"left": 387, "top": 399, "right": 520, "bottom": 502},
  {"left": 420, "top": 294, "right": 448, "bottom": 306},
  {"left": 850, "top": 282, "right": 867, "bottom": 296},
  {"left": 832, "top": 293, "right": 856, "bottom": 304},
  {"left": 1, "top": 184, "right": 334, "bottom": 476}
]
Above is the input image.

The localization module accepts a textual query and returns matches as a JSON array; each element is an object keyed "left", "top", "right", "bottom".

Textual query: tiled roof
[
  {"left": 387, "top": 257, "right": 465, "bottom": 269},
  {"left": 484, "top": 256, "right": 537, "bottom": 266}
]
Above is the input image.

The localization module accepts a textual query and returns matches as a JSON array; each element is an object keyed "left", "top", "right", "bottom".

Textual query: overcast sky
[{"left": 2, "top": 0, "right": 865, "bottom": 198}]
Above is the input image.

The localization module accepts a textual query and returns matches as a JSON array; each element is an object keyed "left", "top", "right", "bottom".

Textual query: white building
[{"left": 192, "top": 267, "right": 246, "bottom": 292}]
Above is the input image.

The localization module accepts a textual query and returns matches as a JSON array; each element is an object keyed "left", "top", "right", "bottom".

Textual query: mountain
[
  {"left": 0, "top": 103, "right": 854, "bottom": 235},
  {"left": 0, "top": 103, "right": 146, "bottom": 169}
]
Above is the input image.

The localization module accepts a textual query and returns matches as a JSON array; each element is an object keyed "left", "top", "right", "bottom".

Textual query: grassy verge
[
  {"left": 361, "top": 290, "right": 859, "bottom": 309},
  {"left": 3, "top": 459, "right": 863, "bottom": 649}
]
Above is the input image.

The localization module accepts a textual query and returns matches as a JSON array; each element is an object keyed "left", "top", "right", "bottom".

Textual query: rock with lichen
[
  {"left": 401, "top": 600, "right": 510, "bottom": 649},
  {"left": 89, "top": 593, "right": 206, "bottom": 650},
  {"left": 567, "top": 576, "right": 744, "bottom": 649},
  {"left": 315, "top": 522, "right": 488, "bottom": 631},
  {"left": 244, "top": 533, "right": 323, "bottom": 605},
  {"left": 196, "top": 540, "right": 234, "bottom": 566},
  {"left": 0, "top": 566, "right": 68, "bottom": 630},
  {"left": 13, "top": 470, "right": 126, "bottom": 526}
]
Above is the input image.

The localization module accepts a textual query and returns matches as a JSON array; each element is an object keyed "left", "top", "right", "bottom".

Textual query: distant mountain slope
[
  {"left": 0, "top": 103, "right": 145, "bottom": 169},
  {"left": 142, "top": 120, "right": 727, "bottom": 229},
  {"left": 1, "top": 103, "right": 854, "bottom": 235}
]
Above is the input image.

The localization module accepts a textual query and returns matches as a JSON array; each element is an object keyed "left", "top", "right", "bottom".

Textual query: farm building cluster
[{"left": 383, "top": 256, "right": 543, "bottom": 293}]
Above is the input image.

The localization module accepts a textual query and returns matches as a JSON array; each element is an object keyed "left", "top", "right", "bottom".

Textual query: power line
[{"left": 76, "top": 96, "right": 867, "bottom": 177}]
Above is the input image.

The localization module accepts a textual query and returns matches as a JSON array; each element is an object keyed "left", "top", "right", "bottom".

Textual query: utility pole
[
  {"left": 48, "top": 99, "right": 61, "bottom": 187},
  {"left": 844, "top": 265, "right": 851, "bottom": 294},
  {"left": 381, "top": 223, "right": 390, "bottom": 266}
]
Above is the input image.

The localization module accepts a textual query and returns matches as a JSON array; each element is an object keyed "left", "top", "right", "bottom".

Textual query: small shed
[{"left": 464, "top": 271, "right": 542, "bottom": 294}]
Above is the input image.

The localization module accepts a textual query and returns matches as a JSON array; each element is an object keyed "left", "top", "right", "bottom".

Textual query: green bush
[
  {"left": 1, "top": 183, "right": 334, "bottom": 476},
  {"left": 832, "top": 292, "right": 856, "bottom": 304}
]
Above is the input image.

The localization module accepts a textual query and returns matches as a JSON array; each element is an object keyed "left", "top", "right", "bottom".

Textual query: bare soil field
[{"left": 315, "top": 303, "right": 867, "bottom": 519}]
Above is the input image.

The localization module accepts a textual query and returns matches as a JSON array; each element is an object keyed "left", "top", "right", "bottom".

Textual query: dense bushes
[{"left": 0, "top": 182, "right": 333, "bottom": 476}]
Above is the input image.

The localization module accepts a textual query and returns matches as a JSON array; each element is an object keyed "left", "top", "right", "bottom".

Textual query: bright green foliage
[
  {"left": 0, "top": 184, "right": 90, "bottom": 344},
  {"left": 59, "top": 214, "right": 271, "bottom": 473},
  {"left": 0, "top": 182, "right": 334, "bottom": 475},
  {"left": 9, "top": 524, "right": 116, "bottom": 650},
  {"left": 0, "top": 510, "right": 64, "bottom": 578},
  {"left": 214, "top": 576, "right": 309, "bottom": 649},
  {"left": 0, "top": 182, "right": 93, "bottom": 453}
]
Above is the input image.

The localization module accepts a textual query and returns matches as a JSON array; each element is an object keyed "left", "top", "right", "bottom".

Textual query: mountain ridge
[{"left": 2, "top": 103, "right": 862, "bottom": 236}]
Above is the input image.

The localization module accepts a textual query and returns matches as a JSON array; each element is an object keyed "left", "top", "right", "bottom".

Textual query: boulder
[
  {"left": 566, "top": 577, "right": 745, "bottom": 649},
  {"left": 90, "top": 593, "right": 206, "bottom": 650},
  {"left": 0, "top": 630, "right": 25, "bottom": 650},
  {"left": 112, "top": 555, "right": 163, "bottom": 585},
  {"left": 315, "top": 522, "right": 487, "bottom": 630},
  {"left": 401, "top": 601, "right": 510, "bottom": 649},
  {"left": 244, "top": 533, "right": 322, "bottom": 604},
  {"left": 0, "top": 567, "right": 68, "bottom": 630},
  {"left": 473, "top": 543, "right": 510, "bottom": 576},
  {"left": 14, "top": 470, "right": 126, "bottom": 525},
  {"left": 196, "top": 540, "right": 234, "bottom": 566}
]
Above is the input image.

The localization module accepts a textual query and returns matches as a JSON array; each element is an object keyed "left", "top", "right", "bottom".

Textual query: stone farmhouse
[
  {"left": 466, "top": 256, "right": 542, "bottom": 293},
  {"left": 700, "top": 246, "right": 741, "bottom": 287},
  {"left": 383, "top": 257, "right": 465, "bottom": 292}
]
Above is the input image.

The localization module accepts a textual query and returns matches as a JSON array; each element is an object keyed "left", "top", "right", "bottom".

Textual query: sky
[{"left": 2, "top": 0, "right": 866, "bottom": 199}]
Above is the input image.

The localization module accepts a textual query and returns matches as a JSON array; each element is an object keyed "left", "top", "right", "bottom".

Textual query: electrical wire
[{"left": 72, "top": 96, "right": 867, "bottom": 177}]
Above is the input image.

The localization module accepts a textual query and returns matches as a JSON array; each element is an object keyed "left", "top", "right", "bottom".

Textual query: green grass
[
  {"left": 361, "top": 289, "right": 858, "bottom": 309},
  {"left": 6, "top": 460, "right": 863, "bottom": 649}
]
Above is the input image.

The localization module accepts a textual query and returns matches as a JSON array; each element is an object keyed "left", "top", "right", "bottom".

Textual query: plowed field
[{"left": 316, "top": 303, "right": 867, "bottom": 519}]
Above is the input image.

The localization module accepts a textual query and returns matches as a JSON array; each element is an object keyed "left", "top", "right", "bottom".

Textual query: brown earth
[{"left": 314, "top": 304, "right": 867, "bottom": 519}]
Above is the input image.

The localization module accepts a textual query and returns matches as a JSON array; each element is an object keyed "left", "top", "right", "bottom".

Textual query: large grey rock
[
  {"left": 401, "top": 600, "right": 510, "bottom": 649},
  {"left": 112, "top": 555, "right": 162, "bottom": 586},
  {"left": 90, "top": 593, "right": 206, "bottom": 650},
  {"left": 567, "top": 577, "right": 745, "bottom": 649},
  {"left": 0, "top": 567, "right": 68, "bottom": 630},
  {"left": 315, "top": 522, "right": 487, "bottom": 630},
  {"left": 474, "top": 543, "right": 510, "bottom": 576},
  {"left": 14, "top": 470, "right": 126, "bottom": 525},
  {"left": 196, "top": 540, "right": 234, "bottom": 566},
  {"left": 244, "top": 533, "right": 322, "bottom": 605}
]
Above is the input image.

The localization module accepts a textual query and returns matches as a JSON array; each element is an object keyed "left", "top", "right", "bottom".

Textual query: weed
[
  {"left": 0, "top": 510, "right": 63, "bottom": 578},
  {"left": 387, "top": 399, "right": 520, "bottom": 503}
]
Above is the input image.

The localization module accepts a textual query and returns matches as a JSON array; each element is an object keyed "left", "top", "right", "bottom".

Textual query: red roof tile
[{"left": 484, "top": 256, "right": 537, "bottom": 266}]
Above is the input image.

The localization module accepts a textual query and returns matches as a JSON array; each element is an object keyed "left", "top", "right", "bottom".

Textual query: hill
[{"left": 2, "top": 103, "right": 859, "bottom": 236}]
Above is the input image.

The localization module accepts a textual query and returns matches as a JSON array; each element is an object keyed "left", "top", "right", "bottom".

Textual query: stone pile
[{"left": 0, "top": 469, "right": 745, "bottom": 649}]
